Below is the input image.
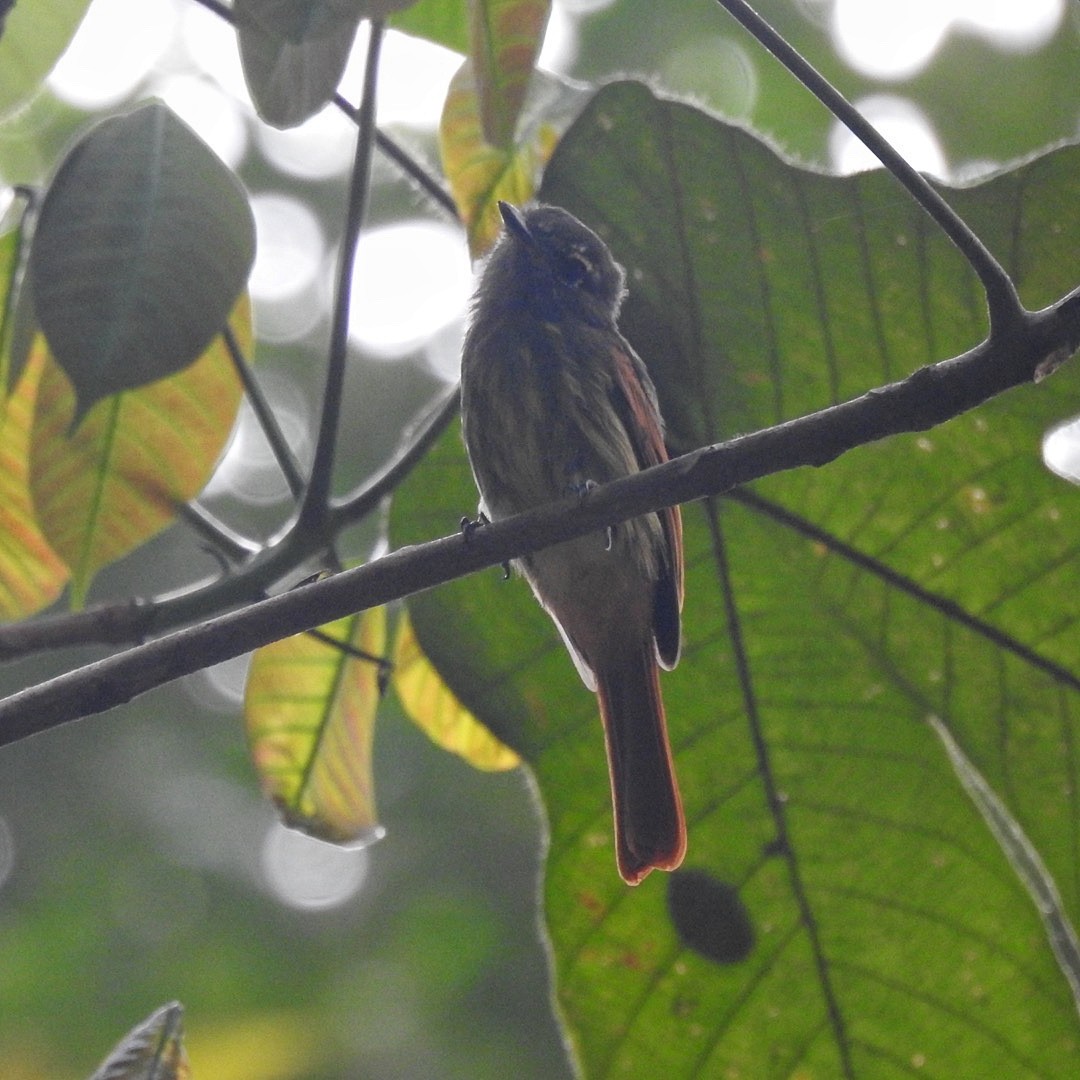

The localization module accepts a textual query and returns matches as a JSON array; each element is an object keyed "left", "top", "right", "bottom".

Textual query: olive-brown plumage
[{"left": 460, "top": 201, "right": 685, "bottom": 884}]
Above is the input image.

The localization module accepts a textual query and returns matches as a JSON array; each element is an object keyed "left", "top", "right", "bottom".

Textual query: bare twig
[{"left": 222, "top": 326, "right": 305, "bottom": 499}]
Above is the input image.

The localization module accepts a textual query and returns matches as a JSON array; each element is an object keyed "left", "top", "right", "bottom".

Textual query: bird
[{"left": 459, "top": 200, "right": 685, "bottom": 884}]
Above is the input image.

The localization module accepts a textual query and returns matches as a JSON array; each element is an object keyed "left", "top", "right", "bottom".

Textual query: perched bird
[{"left": 460, "top": 201, "right": 685, "bottom": 884}]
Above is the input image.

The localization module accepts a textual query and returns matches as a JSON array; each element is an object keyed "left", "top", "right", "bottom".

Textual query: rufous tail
[{"left": 595, "top": 642, "right": 685, "bottom": 885}]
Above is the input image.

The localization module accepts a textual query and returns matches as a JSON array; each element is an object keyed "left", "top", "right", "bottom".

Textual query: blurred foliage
[{"left": 0, "top": 0, "right": 1077, "bottom": 1077}]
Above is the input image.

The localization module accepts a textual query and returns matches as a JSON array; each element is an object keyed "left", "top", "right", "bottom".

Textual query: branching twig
[{"left": 2, "top": 289, "right": 1076, "bottom": 743}]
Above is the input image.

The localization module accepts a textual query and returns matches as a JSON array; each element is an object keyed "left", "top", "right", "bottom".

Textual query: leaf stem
[{"left": 714, "top": 0, "right": 1026, "bottom": 333}]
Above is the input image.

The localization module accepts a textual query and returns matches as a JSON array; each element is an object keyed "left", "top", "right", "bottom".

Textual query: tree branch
[{"left": 2, "top": 290, "right": 1076, "bottom": 744}]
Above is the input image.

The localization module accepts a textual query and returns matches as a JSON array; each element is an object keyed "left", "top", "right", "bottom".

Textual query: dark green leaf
[
  {"left": 392, "top": 82, "right": 1080, "bottom": 1076},
  {"left": 27, "top": 101, "right": 255, "bottom": 423},
  {"left": 235, "top": 0, "right": 366, "bottom": 128}
]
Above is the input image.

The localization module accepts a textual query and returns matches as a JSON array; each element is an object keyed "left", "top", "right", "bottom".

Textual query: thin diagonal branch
[
  {"left": 222, "top": 326, "right": 305, "bottom": 499},
  {"left": 715, "top": 0, "right": 1025, "bottom": 332}
]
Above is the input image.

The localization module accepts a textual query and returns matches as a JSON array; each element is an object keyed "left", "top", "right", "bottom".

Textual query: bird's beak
[{"left": 498, "top": 200, "right": 532, "bottom": 245}]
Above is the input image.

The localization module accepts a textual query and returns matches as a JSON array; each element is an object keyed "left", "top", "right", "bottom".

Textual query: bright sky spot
[
  {"left": 179, "top": 0, "right": 251, "bottom": 106},
  {"left": 47, "top": 0, "right": 178, "bottom": 109},
  {"left": 831, "top": 0, "right": 948, "bottom": 80},
  {"left": 191, "top": 653, "right": 252, "bottom": 711},
  {"left": 1043, "top": 418, "right": 1080, "bottom": 485},
  {"left": 540, "top": 3, "right": 578, "bottom": 72},
  {"left": 831, "top": 0, "right": 1065, "bottom": 79},
  {"left": 261, "top": 823, "right": 375, "bottom": 910},
  {"left": 255, "top": 104, "right": 356, "bottom": 181},
  {"left": 337, "top": 29, "right": 460, "bottom": 128},
  {"left": 829, "top": 94, "right": 947, "bottom": 177},
  {"left": 953, "top": 0, "right": 1064, "bottom": 51},
  {"left": 250, "top": 193, "right": 325, "bottom": 304},
  {"left": 347, "top": 221, "right": 472, "bottom": 359}
]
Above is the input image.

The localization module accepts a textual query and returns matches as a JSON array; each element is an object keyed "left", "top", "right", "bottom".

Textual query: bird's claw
[{"left": 460, "top": 512, "right": 510, "bottom": 579}]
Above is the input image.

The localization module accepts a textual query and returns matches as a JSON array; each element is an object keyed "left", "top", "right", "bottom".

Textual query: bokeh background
[{"left": 0, "top": 1, "right": 1077, "bottom": 1075}]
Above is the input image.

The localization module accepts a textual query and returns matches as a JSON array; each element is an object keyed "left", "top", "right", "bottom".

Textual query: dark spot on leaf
[{"left": 667, "top": 868, "right": 754, "bottom": 965}]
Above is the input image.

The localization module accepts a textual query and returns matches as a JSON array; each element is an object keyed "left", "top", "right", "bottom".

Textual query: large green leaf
[
  {"left": 391, "top": 82, "right": 1080, "bottom": 1075},
  {"left": 27, "top": 101, "right": 255, "bottom": 423}
]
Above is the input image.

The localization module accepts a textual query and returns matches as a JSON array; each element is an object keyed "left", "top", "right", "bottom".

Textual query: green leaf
[
  {"left": 391, "top": 82, "right": 1080, "bottom": 1075},
  {"left": 234, "top": 0, "right": 368, "bottom": 128},
  {"left": 438, "top": 57, "right": 545, "bottom": 256},
  {"left": 0, "top": 341, "right": 67, "bottom": 620},
  {"left": 27, "top": 101, "right": 255, "bottom": 423},
  {"left": 0, "top": 0, "right": 90, "bottom": 121},
  {"left": 390, "top": 0, "right": 468, "bottom": 54}
]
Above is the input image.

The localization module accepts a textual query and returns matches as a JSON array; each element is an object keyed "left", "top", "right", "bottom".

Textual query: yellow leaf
[
  {"left": 245, "top": 607, "right": 387, "bottom": 844},
  {"left": 394, "top": 611, "right": 520, "bottom": 771},
  {"left": 439, "top": 57, "right": 539, "bottom": 258},
  {"left": 28, "top": 296, "right": 252, "bottom": 608},
  {"left": 0, "top": 353, "right": 68, "bottom": 620},
  {"left": 184, "top": 1007, "right": 333, "bottom": 1080}
]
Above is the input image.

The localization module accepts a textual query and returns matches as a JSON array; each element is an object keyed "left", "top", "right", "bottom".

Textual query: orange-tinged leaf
[
  {"left": 245, "top": 607, "right": 387, "bottom": 844},
  {"left": 28, "top": 296, "right": 252, "bottom": 608},
  {"left": 0, "top": 353, "right": 68, "bottom": 620},
  {"left": 439, "top": 57, "right": 539, "bottom": 257},
  {"left": 469, "top": 0, "right": 550, "bottom": 149},
  {"left": 394, "top": 611, "right": 520, "bottom": 771}
]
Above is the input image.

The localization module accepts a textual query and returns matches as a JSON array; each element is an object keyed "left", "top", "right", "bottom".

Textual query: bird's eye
[{"left": 556, "top": 249, "right": 592, "bottom": 288}]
